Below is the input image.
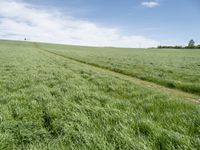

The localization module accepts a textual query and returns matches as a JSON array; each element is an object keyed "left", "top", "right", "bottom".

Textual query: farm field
[
  {"left": 38, "top": 43, "right": 200, "bottom": 95},
  {"left": 0, "top": 40, "right": 200, "bottom": 149}
]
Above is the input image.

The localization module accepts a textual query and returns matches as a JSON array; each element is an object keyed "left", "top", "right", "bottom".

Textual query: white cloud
[
  {"left": 141, "top": 1, "right": 160, "bottom": 8},
  {"left": 0, "top": 0, "right": 159, "bottom": 48}
]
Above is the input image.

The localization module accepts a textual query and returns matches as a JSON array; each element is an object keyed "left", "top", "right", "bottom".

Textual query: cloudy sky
[{"left": 0, "top": 0, "right": 199, "bottom": 48}]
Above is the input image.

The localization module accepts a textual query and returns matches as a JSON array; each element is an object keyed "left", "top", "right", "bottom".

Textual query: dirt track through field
[{"left": 34, "top": 43, "right": 200, "bottom": 104}]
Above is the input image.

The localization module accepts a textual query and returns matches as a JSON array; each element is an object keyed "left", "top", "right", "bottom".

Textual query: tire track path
[{"left": 34, "top": 43, "right": 200, "bottom": 104}]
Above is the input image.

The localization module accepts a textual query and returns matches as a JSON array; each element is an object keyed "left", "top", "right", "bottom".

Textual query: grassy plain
[
  {"left": 39, "top": 43, "right": 200, "bottom": 95},
  {"left": 0, "top": 40, "right": 200, "bottom": 149}
]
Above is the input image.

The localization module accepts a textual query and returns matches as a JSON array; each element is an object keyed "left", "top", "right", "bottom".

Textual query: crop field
[
  {"left": 0, "top": 40, "right": 200, "bottom": 149},
  {"left": 39, "top": 43, "right": 200, "bottom": 95}
]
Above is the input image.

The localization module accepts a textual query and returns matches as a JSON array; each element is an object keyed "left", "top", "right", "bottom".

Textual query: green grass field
[
  {"left": 0, "top": 40, "right": 200, "bottom": 149},
  {"left": 38, "top": 43, "right": 200, "bottom": 95}
]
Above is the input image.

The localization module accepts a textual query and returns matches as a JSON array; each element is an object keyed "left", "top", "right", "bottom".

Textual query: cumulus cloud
[
  {"left": 0, "top": 0, "right": 159, "bottom": 48},
  {"left": 141, "top": 1, "right": 160, "bottom": 8}
]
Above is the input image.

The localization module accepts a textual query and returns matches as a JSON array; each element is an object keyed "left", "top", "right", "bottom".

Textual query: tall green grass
[
  {"left": 0, "top": 40, "right": 199, "bottom": 149},
  {"left": 38, "top": 43, "right": 200, "bottom": 95}
]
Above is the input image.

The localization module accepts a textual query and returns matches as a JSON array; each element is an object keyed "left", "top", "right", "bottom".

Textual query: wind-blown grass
[
  {"left": 0, "top": 40, "right": 199, "bottom": 149},
  {"left": 38, "top": 43, "right": 200, "bottom": 95}
]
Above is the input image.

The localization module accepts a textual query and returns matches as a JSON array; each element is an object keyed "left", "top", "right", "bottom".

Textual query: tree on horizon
[{"left": 188, "top": 39, "right": 195, "bottom": 48}]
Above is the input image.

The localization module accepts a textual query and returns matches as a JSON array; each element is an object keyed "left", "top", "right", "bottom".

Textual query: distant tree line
[{"left": 158, "top": 40, "right": 200, "bottom": 49}]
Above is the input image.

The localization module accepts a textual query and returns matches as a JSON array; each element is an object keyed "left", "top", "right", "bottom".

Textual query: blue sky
[{"left": 0, "top": 0, "right": 199, "bottom": 47}]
